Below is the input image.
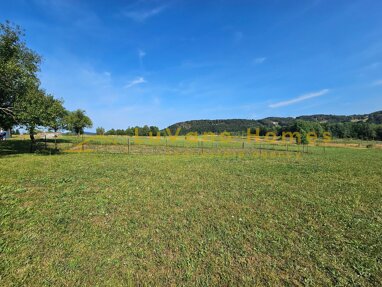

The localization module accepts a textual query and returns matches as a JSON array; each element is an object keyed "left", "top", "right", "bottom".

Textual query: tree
[
  {"left": 65, "top": 109, "right": 93, "bottom": 135},
  {"left": 141, "top": 125, "right": 150, "bottom": 136},
  {"left": 0, "top": 21, "right": 41, "bottom": 128},
  {"left": 125, "top": 127, "right": 134, "bottom": 136},
  {"left": 288, "top": 120, "right": 309, "bottom": 144},
  {"left": 96, "top": 127, "right": 105, "bottom": 135},
  {"left": 149, "top": 126, "right": 160, "bottom": 136},
  {"left": 116, "top": 129, "right": 126, "bottom": 136},
  {"left": 45, "top": 95, "right": 68, "bottom": 132},
  {"left": 376, "top": 125, "right": 382, "bottom": 141},
  {"left": 105, "top": 128, "right": 116, "bottom": 135},
  {"left": 350, "top": 122, "right": 376, "bottom": 140},
  {"left": 328, "top": 123, "right": 351, "bottom": 138},
  {"left": 14, "top": 87, "right": 51, "bottom": 150}
]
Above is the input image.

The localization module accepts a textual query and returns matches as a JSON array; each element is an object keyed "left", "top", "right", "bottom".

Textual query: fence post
[
  {"left": 45, "top": 135, "right": 47, "bottom": 149},
  {"left": 242, "top": 142, "right": 244, "bottom": 149},
  {"left": 128, "top": 137, "right": 130, "bottom": 154}
]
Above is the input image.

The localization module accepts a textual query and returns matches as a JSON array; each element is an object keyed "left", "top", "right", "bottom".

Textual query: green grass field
[{"left": 1, "top": 139, "right": 381, "bottom": 286}]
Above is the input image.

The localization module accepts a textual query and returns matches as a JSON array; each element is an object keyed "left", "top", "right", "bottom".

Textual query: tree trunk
[
  {"left": 53, "top": 128, "right": 58, "bottom": 150},
  {"left": 29, "top": 129, "right": 35, "bottom": 153}
]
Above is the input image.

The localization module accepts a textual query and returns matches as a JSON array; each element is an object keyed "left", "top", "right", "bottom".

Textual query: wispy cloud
[
  {"left": 138, "top": 49, "right": 146, "bottom": 68},
  {"left": 372, "top": 79, "right": 382, "bottom": 86},
  {"left": 253, "top": 57, "right": 266, "bottom": 64},
  {"left": 124, "top": 77, "right": 146, "bottom": 89},
  {"left": 138, "top": 49, "right": 146, "bottom": 59},
  {"left": 123, "top": 5, "right": 167, "bottom": 22},
  {"left": 269, "top": 89, "right": 329, "bottom": 108}
]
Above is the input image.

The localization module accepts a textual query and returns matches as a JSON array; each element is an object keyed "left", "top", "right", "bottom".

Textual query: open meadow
[
  {"left": 2, "top": 3, "right": 382, "bottom": 286},
  {"left": 1, "top": 137, "right": 381, "bottom": 286}
]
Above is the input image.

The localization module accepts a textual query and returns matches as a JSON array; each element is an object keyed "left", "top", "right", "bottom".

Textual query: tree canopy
[
  {"left": 0, "top": 21, "right": 92, "bottom": 147},
  {"left": 65, "top": 109, "right": 93, "bottom": 135},
  {"left": 0, "top": 21, "right": 41, "bottom": 128}
]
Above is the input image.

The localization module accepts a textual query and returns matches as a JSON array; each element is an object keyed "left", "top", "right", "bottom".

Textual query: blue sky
[{"left": 1, "top": 0, "right": 382, "bottom": 130}]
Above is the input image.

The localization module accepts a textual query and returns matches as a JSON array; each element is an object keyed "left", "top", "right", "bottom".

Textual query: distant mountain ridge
[{"left": 166, "top": 110, "right": 382, "bottom": 134}]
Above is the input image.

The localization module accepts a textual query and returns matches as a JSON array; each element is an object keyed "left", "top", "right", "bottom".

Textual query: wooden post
[
  {"left": 242, "top": 142, "right": 244, "bottom": 149},
  {"left": 201, "top": 141, "right": 204, "bottom": 154},
  {"left": 128, "top": 137, "right": 130, "bottom": 154},
  {"left": 45, "top": 135, "right": 47, "bottom": 149}
]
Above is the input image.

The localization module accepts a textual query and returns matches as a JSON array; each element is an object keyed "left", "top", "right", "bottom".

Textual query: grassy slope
[{"left": 1, "top": 148, "right": 381, "bottom": 286}]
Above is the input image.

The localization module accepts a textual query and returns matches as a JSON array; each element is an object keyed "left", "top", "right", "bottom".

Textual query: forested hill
[{"left": 165, "top": 110, "right": 382, "bottom": 135}]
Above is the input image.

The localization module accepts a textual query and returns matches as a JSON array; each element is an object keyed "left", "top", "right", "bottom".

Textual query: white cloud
[
  {"left": 124, "top": 6, "right": 167, "bottom": 22},
  {"left": 124, "top": 77, "right": 146, "bottom": 89},
  {"left": 254, "top": 57, "right": 266, "bottom": 64},
  {"left": 269, "top": 89, "right": 329, "bottom": 108},
  {"left": 138, "top": 49, "right": 146, "bottom": 59},
  {"left": 372, "top": 79, "right": 382, "bottom": 86}
]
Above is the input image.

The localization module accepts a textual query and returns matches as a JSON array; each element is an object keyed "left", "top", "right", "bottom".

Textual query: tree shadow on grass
[{"left": 0, "top": 138, "right": 73, "bottom": 156}]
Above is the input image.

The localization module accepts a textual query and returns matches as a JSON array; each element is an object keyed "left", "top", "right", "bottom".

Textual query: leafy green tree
[
  {"left": 125, "top": 127, "right": 134, "bottom": 136},
  {"left": 45, "top": 95, "right": 68, "bottom": 132},
  {"left": 140, "top": 125, "right": 150, "bottom": 136},
  {"left": 105, "top": 129, "right": 115, "bottom": 135},
  {"left": 288, "top": 120, "right": 309, "bottom": 144},
  {"left": 96, "top": 127, "right": 105, "bottom": 135},
  {"left": 65, "top": 109, "right": 93, "bottom": 135},
  {"left": 375, "top": 125, "right": 382, "bottom": 141},
  {"left": 14, "top": 87, "right": 50, "bottom": 148},
  {"left": 328, "top": 123, "right": 350, "bottom": 138},
  {"left": 0, "top": 21, "right": 41, "bottom": 128},
  {"left": 116, "top": 129, "right": 126, "bottom": 136},
  {"left": 350, "top": 122, "right": 376, "bottom": 140},
  {"left": 149, "top": 126, "right": 160, "bottom": 136}
]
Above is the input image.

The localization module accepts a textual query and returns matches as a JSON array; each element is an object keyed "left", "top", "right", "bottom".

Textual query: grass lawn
[{"left": 1, "top": 142, "right": 381, "bottom": 285}]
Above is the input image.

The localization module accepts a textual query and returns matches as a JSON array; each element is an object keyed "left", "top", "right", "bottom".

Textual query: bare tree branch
[{"left": 0, "top": 106, "right": 15, "bottom": 117}]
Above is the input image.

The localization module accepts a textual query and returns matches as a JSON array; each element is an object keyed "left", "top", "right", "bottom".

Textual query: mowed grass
[{"left": 1, "top": 146, "right": 382, "bottom": 286}]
